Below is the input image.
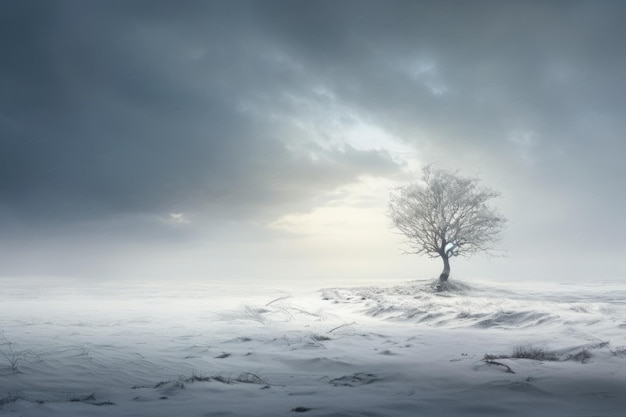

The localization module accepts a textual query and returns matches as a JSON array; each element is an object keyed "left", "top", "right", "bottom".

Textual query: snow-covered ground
[{"left": 1, "top": 277, "right": 625, "bottom": 416}]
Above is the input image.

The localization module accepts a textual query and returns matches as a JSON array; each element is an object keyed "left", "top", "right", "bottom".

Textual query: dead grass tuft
[
  {"left": 485, "top": 345, "right": 558, "bottom": 362},
  {"left": 511, "top": 345, "right": 558, "bottom": 361}
]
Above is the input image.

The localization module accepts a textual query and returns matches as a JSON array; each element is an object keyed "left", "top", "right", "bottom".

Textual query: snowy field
[{"left": 1, "top": 276, "right": 625, "bottom": 416}]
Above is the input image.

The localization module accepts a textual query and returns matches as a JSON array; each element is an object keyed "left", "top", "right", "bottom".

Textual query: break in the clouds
[{"left": 1, "top": 1, "right": 626, "bottom": 280}]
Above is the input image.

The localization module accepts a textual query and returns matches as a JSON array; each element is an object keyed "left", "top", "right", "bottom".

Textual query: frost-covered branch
[{"left": 388, "top": 166, "right": 507, "bottom": 281}]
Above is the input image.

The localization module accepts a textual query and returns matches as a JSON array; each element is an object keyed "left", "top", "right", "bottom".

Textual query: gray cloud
[{"left": 0, "top": 0, "right": 400, "bottom": 235}]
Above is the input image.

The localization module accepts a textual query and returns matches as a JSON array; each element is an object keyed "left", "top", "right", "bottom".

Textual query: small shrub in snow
[
  {"left": 211, "top": 374, "right": 233, "bottom": 384},
  {"left": 234, "top": 371, "right": 268, "bottom": 385},
  {"left": 484, "top": 345, "right": 558, "bottom": 362},
  {"left": 511, "top": 345, "right": 558, "bottom": 361},
  {"left": 0, "top": 334, "right": 39, "bottom": 373},
  {"left": 187, "top": 371, "right": 212, "bottom": 382}
]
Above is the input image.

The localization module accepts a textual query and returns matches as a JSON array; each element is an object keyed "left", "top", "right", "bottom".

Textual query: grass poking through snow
[{"left": 484, "top": 345, "right": 558, "bottom": 362}]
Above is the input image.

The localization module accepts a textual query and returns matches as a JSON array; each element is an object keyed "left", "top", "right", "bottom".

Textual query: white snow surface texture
[{"left": 1, "top": 277, "right": 625, "bottom": 416}]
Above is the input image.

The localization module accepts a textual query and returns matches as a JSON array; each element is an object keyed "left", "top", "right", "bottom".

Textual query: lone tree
[{"left": 389, "top": 167, "right": 506, "bottom": 282}]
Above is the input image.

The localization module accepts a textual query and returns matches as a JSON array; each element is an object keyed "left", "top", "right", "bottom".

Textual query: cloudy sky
[{"left": 1, "top": 0, "right": 625, "bottom": 283}]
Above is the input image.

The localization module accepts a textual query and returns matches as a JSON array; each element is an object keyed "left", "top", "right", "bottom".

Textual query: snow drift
[{"left": 1, "top": 277, "right": 625, "bottom": 416}]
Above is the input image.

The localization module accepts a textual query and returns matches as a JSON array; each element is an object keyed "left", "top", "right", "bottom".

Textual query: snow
[{"left": 1, "top": 277, "right": 625, "bottom": 416}]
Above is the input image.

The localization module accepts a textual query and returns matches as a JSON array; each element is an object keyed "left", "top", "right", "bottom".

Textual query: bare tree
[{"left": 389, "top": 167, "right": 506, "bottom": 282}]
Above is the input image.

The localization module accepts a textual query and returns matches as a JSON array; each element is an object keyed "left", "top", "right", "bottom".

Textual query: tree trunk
[{"left": 439, "top": 254, "right": 450, "bottom": 281}]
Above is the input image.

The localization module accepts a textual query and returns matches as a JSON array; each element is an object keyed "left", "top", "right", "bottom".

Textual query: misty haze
[{"left": 1, "top": 1, "right": 625, "bottom": 416}]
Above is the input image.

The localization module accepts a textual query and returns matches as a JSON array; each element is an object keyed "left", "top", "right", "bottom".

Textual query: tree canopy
[{"left": 389, "top": 167, "right": 507, "bottom": 281}]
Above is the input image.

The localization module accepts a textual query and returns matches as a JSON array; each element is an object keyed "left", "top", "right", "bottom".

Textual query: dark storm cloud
[
  {"left": 2, "top": 0, "right": 625, "bottom": 255},
  {"left": 0, "top": 0, "right": 399, "bottom": 234},
  {"left": 262, "top": 0, "right": 626, "bottom": 162}
]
